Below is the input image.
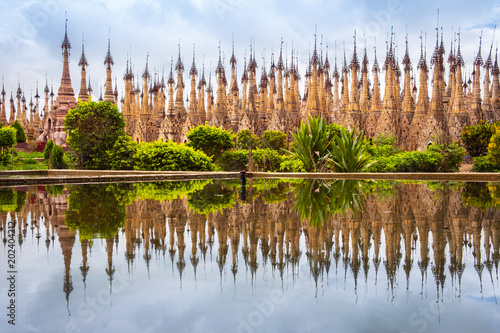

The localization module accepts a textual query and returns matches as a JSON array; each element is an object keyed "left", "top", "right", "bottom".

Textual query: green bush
[
  {"left": 461, "top": 120, "right": 497, "bottom": 158},
  {"left": 487, "top": 127, "right": 500, "bottom": 165},
  {"left": 253, "top": 148, "right": 284, "bottom": 172},
  {"left": 51, "top": 144, "right": 67, "bottom": 169},
  {"left": 427, "top": 143, "right": 464, "bottom": 172},
  {"left": 216, "top": 150, "right": 248, "bottom": 171},
  {"left": 186, "top": 125, "right": 235, "bottom": 161},
  {"left": 236, "top": 129, "right": 261, "bottom": 150},
  {"left": 262, "top": 130, "right": 286, "bottom": 151},
  {"left": 367, "top": 151, "right": 442, "bottom": 172},
  {"left": 279, "top": 155, "right": 306, "bottom": 172},
  {"left": 134, "top": 141, "right": 214, "bottom": 171},
  {"left": 0, "top": 126, "right": 17, "bottom": 151},
  {"left": 106, "top": 135, "right": 138, "bottom": 170},
  {"left": 472, "top": 156, "right": 500, "bottom": 172},
  {"left": 11, "top": 120, "right": 26, "bottom": 143}
]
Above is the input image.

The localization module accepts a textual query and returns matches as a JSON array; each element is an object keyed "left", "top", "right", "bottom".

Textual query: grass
[{"left": 0, "top": 151, "right": 48, "bottom": 171}]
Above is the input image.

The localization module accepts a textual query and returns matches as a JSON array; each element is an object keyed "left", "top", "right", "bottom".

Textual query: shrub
[
  {"left": 367, "top": 151, "right": 442, "bottom": 172},
  {"left": 427, "top": 142, "right": 464, "bottom": 172},
  {"left": 253, "top": 148, "right": 284, "bottom": 172},
  {"left": 216, "top": 150, "right": 248, "bottom": 171},
  {"left": 134, "top": 141, "right": 214, "bottom": 171},
  {"left": 487, "top": 127, "right": 500, "bottom": 165},
  {"left": 186, "top": 125, "right": 235, "bottom": 161},
  {"left": 472, "top": 156, "right": 500, "bottom": 172},
  {"left": 106, "top": 135, "right": 138, "bottom": 170},
  {"left": 461, "top": 120, "right": 497, "bottom": 158},
  {"left": 50, "top": 144, "right": 67, "bottom": 169},
  {"left": 279, "top": 155, "right": 306, "bottom": 172},
  {"left": 236, "top": 129, "right": 261, "bottom": 150},
  {"left": 262, "top": 130, "right": 286, "bottom": 151}
]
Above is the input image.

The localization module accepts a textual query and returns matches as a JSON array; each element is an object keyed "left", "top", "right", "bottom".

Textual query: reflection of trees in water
[{"left": 6, "top": 180, "right": 500, "bottom": 304}]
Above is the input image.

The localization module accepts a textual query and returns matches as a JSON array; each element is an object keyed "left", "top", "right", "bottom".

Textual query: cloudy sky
[{"left": 0, "top": 0, "right": 499, "bottom": 105}]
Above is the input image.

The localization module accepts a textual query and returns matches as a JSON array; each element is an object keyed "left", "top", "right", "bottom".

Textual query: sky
[{"left": 0, "top": 0, "right": 499, "bottom": 106}]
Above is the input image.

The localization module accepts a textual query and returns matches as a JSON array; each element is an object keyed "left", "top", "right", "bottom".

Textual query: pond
[{"left": 0, "top": 179, "right": 499, "bottom": 333}]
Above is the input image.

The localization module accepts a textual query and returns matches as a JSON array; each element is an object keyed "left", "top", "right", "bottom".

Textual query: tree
[
  {"left": 0, "top": 126, "right": 17, "bottom": 152},
  {"left": 64, "top": 101, "right": 126, "bottom": 169},
  {"left": 237, "top": 129, "right": 261, "bottom": 150},
  {"left": 11, "top": 120, "right": 26, "bottom": 143},
  {"left": 262, "top": 130, "right": 286, "bottom": 151},
  {"left": 186, "top": 125, "right": 235, "bottom": 161}
]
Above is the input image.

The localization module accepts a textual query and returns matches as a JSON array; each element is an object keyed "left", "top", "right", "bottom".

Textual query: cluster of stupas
[{"left": 1, "top": 20, "right": 499, "bottom": 150}]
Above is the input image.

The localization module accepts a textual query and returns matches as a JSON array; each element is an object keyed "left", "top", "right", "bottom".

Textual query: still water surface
[{"left": 0, "top": 179, "right": 499, "bottom": 333}]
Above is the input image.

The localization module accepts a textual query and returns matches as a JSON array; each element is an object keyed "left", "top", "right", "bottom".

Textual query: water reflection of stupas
[{"left": 1, "top": 181, "right": 499, "bottom": 306}]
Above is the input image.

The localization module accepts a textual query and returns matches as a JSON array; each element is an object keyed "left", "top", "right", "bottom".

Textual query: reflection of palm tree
[{"left": 292, "top": 179, "right": 369, "bottom": 227}]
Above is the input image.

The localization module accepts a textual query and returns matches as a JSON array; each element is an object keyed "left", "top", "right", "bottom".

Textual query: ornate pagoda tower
[{"left": 39, "top": 18, "right": 76, "bottom": 146}]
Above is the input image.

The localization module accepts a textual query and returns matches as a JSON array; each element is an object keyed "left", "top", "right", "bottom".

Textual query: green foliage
[
  {"left": 186, "top": 125, "right": 235, "bottom": 161},
  {"left": 427, "top": 142, "right": 464, "bottom": 172},
  {"left": 187, "top": 182, "right": 235, "bottom": 215},
  {"left": 367, "top": 150, "right": 442, "bottom": 172},
  {"left": 461, "top": 120, "right": 497, "bottom": 158},
  {"left": 284, "top": 116, "right": 330, "bottom": 172},
  {"left": 0, "top": 126, "right": 17, "bottom": 151},
  {"left": 279, "top": 155, "right": 306, "bottom": 172},
  {"left": 11, "top": 120, "right": 26, "bottom": 143},
  {"left": 51, "top": 144, "right": 67, "bottom": 169},
  {"left": 373, "top": 132, "right": 397, "bottom": 146},
  {"left": 262, "top": 130, "right": 286, "bottom": 151},
  {"left": 216, "top": 150, "right": 248, "bottom": 171},
  {"left": 487, "top": 127, "right": 500, "bottom": 165},
  {"left": 106, "top": 135, "right": 138, "bottom": 170},
  {"left": 329, "top": 127, "right": 374, "bottom": 172},
  {"left": 471, "top": 156, "right": 500, "bottom": 172},
  {"left": 63, "top": 151, "right": 79, "bottom": 169},
  {"left": 134, "top": 141, "right": 214, "bottom": 171},
  {"left": 326, "top": 123, "right": 346, "bottom": 142},
  {"left": 43, "top": 140, "right": 54, "bottom": 161},
  {"left": 236, "top": 129, "right": 261, "bottom": 150},
  {"left": 64, "top": 101, "right": 126, "bottom": 169},
  {"left": 253, "top": 148, "right": 284, "bottom": 172},
  {"left": 16, "top": 151, "right": 43, "bottom": 158},
  {"left": 43, "top": 140, "right": 67, "bottom": 169},
  {"left": 65, "top": 184, "right": 127, "bottom": 239}
]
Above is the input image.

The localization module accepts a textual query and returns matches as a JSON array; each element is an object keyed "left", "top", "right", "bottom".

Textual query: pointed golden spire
[
  {"left": 103, "top": 29, "right": 115, "bottom": 103},
  {"left": 78, "top": 33, "right": 89, "bottom": 102}
]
